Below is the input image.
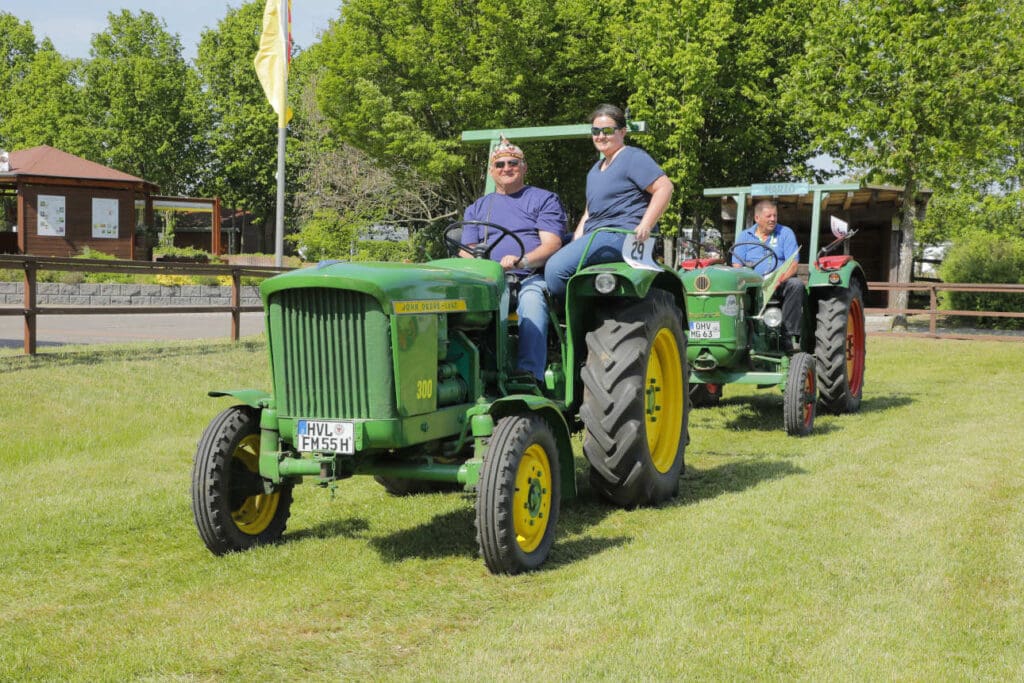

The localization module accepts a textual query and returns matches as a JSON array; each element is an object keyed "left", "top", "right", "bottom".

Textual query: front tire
[
  {"left": 815, "top": 281, "right": 866, "bottom": 414},
  {"left": 475, "top": 414, "right": 560, "bottom": 574},
  {"left": 191, "top": 405, "right": 293, "bottom": 555},
  {"left": 784, "top": 352, "right": 817, "bottom": 436},
  {"left": 581, "top": 290, "right": 688, "bottom": 507}
]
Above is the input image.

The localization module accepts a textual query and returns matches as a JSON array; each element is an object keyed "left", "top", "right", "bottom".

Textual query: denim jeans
[
  {"left": 543, "top": 230, "right": 627, "bottom": 299},
  {"left": 515, "top": 274, "right": 550, "bottom": 380}
]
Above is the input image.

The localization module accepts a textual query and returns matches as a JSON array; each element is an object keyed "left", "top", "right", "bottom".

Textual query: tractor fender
[
  {"left": 474, "top": 395, "right": 577, "bottom": 501},
  {"left": 807, "top": 260, "right": 868, "bottom": 293},
  {"left": 208, "top": 389, "right": 272, "bottom": 409}
]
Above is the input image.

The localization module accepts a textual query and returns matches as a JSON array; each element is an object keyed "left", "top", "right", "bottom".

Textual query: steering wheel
[
  {"left": 443, "top": 220, "right": 526, "bottom": 262},
  {"left": 728, "top": 241, "right": 779, "bottom": 273}
]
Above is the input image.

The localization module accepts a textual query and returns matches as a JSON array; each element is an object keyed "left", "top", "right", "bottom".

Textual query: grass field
[{"left": 1, "top": 335, "right": 1022, "bottom": 680}]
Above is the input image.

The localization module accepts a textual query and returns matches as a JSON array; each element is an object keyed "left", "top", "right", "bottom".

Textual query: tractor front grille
[{"left": 267, "top": 288, "right": 396, "bottom": 420}]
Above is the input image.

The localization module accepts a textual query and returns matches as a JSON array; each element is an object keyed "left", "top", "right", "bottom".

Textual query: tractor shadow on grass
[
  {"left": 299, "top": 458, "right": 802, "bottom": 570},
  {"left": 365, "top": 492, "right": 628, "bottom": 570},
  {"left": 285, "top": 517, "right": 372, "bottom": 543},
  {"left": 674, "top": 458, "right": 805, "bottom": 507},
  {"left": 713, "top": 394, "right": 842, "bottom": 434}
]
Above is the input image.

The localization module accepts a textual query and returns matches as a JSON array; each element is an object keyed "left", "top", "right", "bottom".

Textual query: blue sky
[{"left": 5, "top": 0, "right": 340, "bottom": 61}]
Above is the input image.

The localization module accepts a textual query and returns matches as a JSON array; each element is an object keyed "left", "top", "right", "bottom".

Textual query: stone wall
[{"left": 0, "top": 281, "right": 262, "bottom": 307}]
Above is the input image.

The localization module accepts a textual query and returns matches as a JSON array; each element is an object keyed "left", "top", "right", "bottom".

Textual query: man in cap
[{"left": 461, "top": 136, "right": 567, "bottom": 384}]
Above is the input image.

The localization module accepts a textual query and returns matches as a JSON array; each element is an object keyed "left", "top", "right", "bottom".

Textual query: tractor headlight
[
  {"left": 763, "top": 306, "right": 783, "bottom": 328},
  {"left": 594, "top": 273, "right": 617, "bottom": 294}
]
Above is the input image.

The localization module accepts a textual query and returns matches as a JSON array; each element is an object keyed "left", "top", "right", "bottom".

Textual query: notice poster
[
  {"left": 37, "top": 195, "right": 66, "bottom": 236},
  {"left": 92, "top": 198, "right": 119, "bottom": 238}
]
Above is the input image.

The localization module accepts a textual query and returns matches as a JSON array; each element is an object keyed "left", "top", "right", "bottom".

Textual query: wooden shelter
[{"left": 0, "top": 145, "right": 159, "bottom": 259}]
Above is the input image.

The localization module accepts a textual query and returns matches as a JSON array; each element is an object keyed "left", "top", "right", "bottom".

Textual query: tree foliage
[
  {"left": 313, "top": 0, "right": 625, "bottom": 223},
  {"left": 785, "top": 0, "right": 1022, "bottom": 324},
  {"left": 613, "top": 0, "right": 818, "bottom": 232},
  {"left": 0, "top": 37, "right": 92, "bottom": 154},
  {"left": 194, "top": 1, "right": 278, "bottom": 231},
  {"left": 82, "top": 10, "right": 204, "bottom": 193}
]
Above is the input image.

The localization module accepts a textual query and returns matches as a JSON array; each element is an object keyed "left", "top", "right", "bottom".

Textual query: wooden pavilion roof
[{"left": 0, "top": 145, "right": 158, "bottom": 193}]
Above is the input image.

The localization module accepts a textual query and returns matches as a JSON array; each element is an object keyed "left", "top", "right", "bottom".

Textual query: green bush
[
  {"left": 77, "top": 247, "right": 138, "bottom": 284},
  {"left": 289, "top": 210, "right": 416, "bottom": 263},
  {"left": 939, "top": 232, "right": 1024, "bottom": 329}
]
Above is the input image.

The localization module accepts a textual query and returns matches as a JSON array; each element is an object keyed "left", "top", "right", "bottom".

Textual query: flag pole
[
  {"left": 255, "top": 0, "right": 291, "bottom": 267},
  {"left": 274, "top": 0, "right": 288, "bottom": 268}
]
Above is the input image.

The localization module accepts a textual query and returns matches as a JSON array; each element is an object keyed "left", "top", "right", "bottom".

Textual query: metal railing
[
  {"left": 865, "top": 281, "right": 1024, "bottom": 342},
  {"left": 0, "top": 254, "right": 290, "bottom": 354}
]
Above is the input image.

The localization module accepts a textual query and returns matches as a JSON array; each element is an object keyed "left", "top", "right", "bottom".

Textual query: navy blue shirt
[
  {"left": 582, "top": 146, "right": 665, "bottom": 234},
  {"left": 463, "top": 186, "right": 566, "bottom": 272}
]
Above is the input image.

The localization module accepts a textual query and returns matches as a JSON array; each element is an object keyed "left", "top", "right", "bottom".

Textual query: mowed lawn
[{"left": 1, "top": 335, "right": 1022, "bottom": 680}]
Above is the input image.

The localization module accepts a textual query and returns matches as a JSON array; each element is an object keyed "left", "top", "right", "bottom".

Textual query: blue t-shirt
[
  {"left": 582, "top": 146, "right": 665, "bottom": 234},
  {"left": 732, "top": 224, "right": 800, "bottom": 276},
  {"left": 463, "top": 186, "right": 567, "bottom": 271}
]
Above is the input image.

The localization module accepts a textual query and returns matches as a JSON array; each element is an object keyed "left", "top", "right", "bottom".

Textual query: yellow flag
[{"left": 254, "top": 0, "right": 293, "bottom": 127}]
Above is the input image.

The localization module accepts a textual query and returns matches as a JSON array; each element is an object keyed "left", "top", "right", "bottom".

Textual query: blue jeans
[
  {"left": 516, "top": 274, "right": 550, "bottom": 380},
  {"left": 544, "top": 230, "right": 627, "bottom": 299}
]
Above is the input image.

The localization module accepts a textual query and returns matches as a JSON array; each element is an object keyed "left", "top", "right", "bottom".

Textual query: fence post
[
  {"left": 230, "top": 268, "right": 241, "bottom": 342},
  {"left": 23, "top": 258, "right": 37, "bottom": 355},
  {"left": 929, "top": 284, "right": 938, "bottom": 336}
]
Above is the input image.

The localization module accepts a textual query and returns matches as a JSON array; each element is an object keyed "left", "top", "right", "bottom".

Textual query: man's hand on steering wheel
[
  {"left": 729, "top": 241, "right": 779, "bottom": 273},
  {"left": 443, "top": 220, "right": 526, "bottom": 263}
]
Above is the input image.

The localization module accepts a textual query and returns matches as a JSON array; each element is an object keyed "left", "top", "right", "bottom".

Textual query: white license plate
[
  {"left": 689, "top": 321, "right": 721, "bottom": 340},
  {"left": 295, "top": 420, "right": 355, "bottom": 454}
]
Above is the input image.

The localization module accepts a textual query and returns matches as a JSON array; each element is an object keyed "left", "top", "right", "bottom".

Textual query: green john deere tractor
[
  {"left": 677, "top": 182, "right": 868, "bottom": 436},
  {"left": 190, "top": 220, "right": 691, "bottom": 574}
]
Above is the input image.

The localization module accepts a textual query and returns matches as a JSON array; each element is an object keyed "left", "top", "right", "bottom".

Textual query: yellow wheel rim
[
  {"left": 513, "top": 443, "right": 553, "bottom": 553},
  {"left": 645, "top": 327, "right": 685, "bottom": 473},
  {"left": 231, "top": 434, "right": 280, "bottom": 535}
]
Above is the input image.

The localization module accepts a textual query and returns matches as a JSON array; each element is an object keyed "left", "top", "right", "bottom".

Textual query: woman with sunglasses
[{"left": 544, "top": 103, "right": 673, "bottom": 300}]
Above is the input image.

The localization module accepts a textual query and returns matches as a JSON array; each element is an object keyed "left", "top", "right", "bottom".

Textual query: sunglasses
[
  {"left": 591, "top": 126, "right": 621, "bottom": 136},
  {"left": 493, "top": 159, "right": 521, "bottom": 169}
]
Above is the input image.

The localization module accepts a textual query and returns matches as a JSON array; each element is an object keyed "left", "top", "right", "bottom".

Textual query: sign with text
[
  {"left": 37, "top": 195, "right": 66, "bottom": 236},
  {"left": 92, "top": 198, "right": 119, "bottom": 239}
]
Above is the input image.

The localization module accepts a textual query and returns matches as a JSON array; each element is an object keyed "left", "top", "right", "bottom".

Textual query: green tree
[
  {"left": 314, "top": 0, "right": 624, "bottom": 221},
  {"left": 82, "top": 10, "right": 204, "bottom": 193},
  {"left": 0, "top": 12, "right": 40, "bottom": 149},
  {"left": 0, "top": 43, "right": 92, "bottom": 154},
  {"left": 194, "top": 1, "right": 280, "bottom": 247},
  {"left": 613, "top": 0, "right": 816, "bottom": 236},
  {"left": 785, "top": 0, "right": 1021, "bottom": 327}
]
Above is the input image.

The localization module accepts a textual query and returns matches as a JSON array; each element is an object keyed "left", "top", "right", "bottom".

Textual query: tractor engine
[{"left": 678, "top": 261, "right": 763, "bottom": 371}]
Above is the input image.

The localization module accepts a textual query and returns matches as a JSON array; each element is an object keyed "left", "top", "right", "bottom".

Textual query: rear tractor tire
[
  {"left": 191, "top": 405, "right": 293, "bottom": 554},
  {"left": 581, "top": 290, "right": 688, "bottom": 507},
  {"left": 815, "top": 281, "right": 866, "bottom": 414},
  {"left": 784, "top": 352, "right": 817, "bottom": 436},
  {"left": 475, "top": 414, "right": 560, "bottom": 574}
]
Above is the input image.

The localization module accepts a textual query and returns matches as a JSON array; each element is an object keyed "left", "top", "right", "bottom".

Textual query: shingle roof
[{"left": 1, "top": 145, "right": 155, "bottom": 187}]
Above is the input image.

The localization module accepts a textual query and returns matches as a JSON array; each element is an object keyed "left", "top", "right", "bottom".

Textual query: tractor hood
[
  {"left": 679, "top": 264, "right": 763, "bottom": 295},
  {"left": 260, "top": 258, "right": 503, "bottom": 314}
]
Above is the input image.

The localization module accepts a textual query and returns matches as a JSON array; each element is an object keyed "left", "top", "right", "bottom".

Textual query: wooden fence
[
  {"left": 865, "top": 281, "right": 1024, "bottom": 342},
  {"left": 0, "top": 255, "right": 289, "bottom": 354},
  {"left": 2, "top": 255, "right": 1022, "bottom": 355}
]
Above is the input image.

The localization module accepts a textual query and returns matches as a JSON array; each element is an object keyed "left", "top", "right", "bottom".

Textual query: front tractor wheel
[
  {"left": 815, "top": 282, "right": 867, "bottom": 414},
  {"left": 191, "top": 405, "right": 293, "bottom": 555},
  {"left": 475, "top": 414, "right": 561, "bottom": 574},
  {"left": 581, "top": 290, "right": 688, "bottom": 507},
  {"left": 784, "top": 352, "right": 817, "bottom": 436}
]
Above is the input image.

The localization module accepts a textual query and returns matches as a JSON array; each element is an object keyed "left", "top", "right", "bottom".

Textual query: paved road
[{"left": 0, "top": 311, "right": 265, "bottom": 349}]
